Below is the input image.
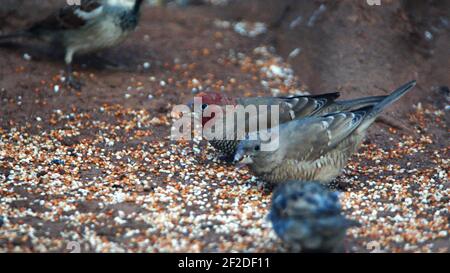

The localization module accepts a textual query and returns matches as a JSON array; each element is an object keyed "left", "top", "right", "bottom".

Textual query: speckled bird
[
  {"left": 234, "top": 80, "right": 417, "bottom": 184},
  {"left": 0, "top": 0, "right": 145, "bottom": 89},
  {"left": 195, "top": 91, "right": 387, "bottom": 161},
  {"left": 269, "top": 181, "right": 358, "bottom": 252}
]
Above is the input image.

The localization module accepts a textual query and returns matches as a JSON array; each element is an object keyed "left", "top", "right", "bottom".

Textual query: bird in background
[
  {"left": 193, "top": 91, "right": 387, "bottom": 161},
  {"left": 233, "top": 80, "right": 417, "bottom": 184},
  {"left": 0, "top": 0, "right": 145, "bottom": 89},
  {"left": 269, "top": 181, "right": 359, "bottom": 253}
]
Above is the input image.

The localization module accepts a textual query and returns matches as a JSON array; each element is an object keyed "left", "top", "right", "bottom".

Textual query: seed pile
[{"left": 0, "top": 100, "right": 448, "bottom": 252}]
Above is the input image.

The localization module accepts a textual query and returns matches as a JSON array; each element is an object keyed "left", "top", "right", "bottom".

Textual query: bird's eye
[
  {"left": 202, "top": 104, "right": 208, "bottom": 110},
  {"left": 254, "top": 145, "right": 260, "bottom": 151}
]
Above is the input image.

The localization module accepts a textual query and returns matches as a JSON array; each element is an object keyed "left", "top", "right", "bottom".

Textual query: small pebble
[{"left": 23, "top": 53, "right": 32, "bottom": 61}]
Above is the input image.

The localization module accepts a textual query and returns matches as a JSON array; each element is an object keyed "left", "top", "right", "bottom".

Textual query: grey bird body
[
  {"left": 0, "top": 0, "right": 144, "bottom": 89},
  {"left": 204, "top": 93, "right": 387, "bottom": 161},
  {"left": 234, "top": 81, "right": 417, "bottom": 184},
  {"left": 269, "top": 181, "right": 358, "bottom": 252}
]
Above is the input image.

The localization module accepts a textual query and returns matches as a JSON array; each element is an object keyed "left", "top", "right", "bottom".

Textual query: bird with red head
[{"left": 193, "top": 92, "right": 237, "bottom": 127}]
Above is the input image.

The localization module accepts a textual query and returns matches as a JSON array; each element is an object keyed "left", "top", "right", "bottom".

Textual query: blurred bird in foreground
[
  {"left": 193, "top": 91, "right": 386, "bottom": 161},
  {"left": 234, "top": 80, "right": 416, "bottom": 184},
  {"left": 269, "top": 181, "right": 359, "bottom": 252},
  {"left": 0, "top": 0, "right": 145, "bottom": 89}
]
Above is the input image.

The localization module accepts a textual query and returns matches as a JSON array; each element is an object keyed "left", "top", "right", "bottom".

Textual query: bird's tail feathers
[
  {"left": 349, "top": 105, "right": 375, "bottom": 117},
  {"left": 307, "top": 92, "right": 341, "bottom": 101},
  {"left": 356, "top": 80, "right": 416, "bottom": 131},
  {"left": 337, "top": 95, "right": 387, "bottom": 111},
  {"left": 370, "top": 80, "right": 416, "bottom": 116}
]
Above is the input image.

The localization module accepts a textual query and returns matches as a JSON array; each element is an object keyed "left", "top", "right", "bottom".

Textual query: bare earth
[{"left": 0, "top": 0, "right": 448, "bottom": 252}]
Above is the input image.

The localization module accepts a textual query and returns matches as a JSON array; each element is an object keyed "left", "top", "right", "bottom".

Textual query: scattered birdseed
[
  {"left": 0, "top": 12, "right": 447, "bottom": 252},
  {"left": 424, "top": 31, "right": 433, "bottom": 41},
  {"left": 307, "top": 4, "right": 327, "bottom": 27},
  {"left": 0, "top": 97, "right": 447, "bottom": 252},
  {"left": 233, "top": 22, "right": 267, "bottom": 38},
  {"left": 288, "top": 48, "right": 302, "bottom": 59},
  {"left": 23, "top": 53, "right": 32, "bottom": 61},
  {"left": 289, "top": 16, "right": 303, "bottom": 29}
]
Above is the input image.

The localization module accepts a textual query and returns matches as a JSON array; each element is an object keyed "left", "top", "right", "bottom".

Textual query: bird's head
[
  {"left": 233, "top": 130, "right": 282, "bottom": 170},
  {"left": 189, "top": 92, "right": 234, "bottom": 127},
  {"left": 233, "top": 138, "right": 262, "bottom": 165}
]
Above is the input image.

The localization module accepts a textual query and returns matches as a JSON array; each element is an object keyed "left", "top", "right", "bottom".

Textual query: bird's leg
[
  {"left": 64, "top": 50, "right": 82, "bottom": 90},
  {"left": 65, "top": 63, "right": 82, "bottom": 90}
]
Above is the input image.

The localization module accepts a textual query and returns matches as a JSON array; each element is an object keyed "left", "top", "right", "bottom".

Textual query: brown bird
[
  {"left": 193, "top": 91, "right": 386, "bottom": 161},
  {"left": 0, "top": 0, "right": 145, "bottom": 89},
  {"left": 233, "top": 80, "right": 416, "bottom": 184}
]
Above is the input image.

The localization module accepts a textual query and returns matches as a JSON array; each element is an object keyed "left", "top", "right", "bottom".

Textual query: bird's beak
[
  {"left": 233, "top": 147, "right": 253, "bottom": 165},
  {"left": 233, "top": 146, "right": 244, "bottom": 163}
]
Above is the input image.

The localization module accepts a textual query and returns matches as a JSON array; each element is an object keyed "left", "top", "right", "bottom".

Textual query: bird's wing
[
  {"left": 28, "top": 0, "right": 104, "bottom": 32},
  {"left": 278, "top": 93, "right": 341, "bottom": 119},
  {"left": 323, "top": 95, "right": 386, "bottom": 114},
  {"left": 280, "top": 108, "right": 370, "bottom": 161},
  {"left": 237, "top": 93, "right": 340, "bottom": 129}
]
